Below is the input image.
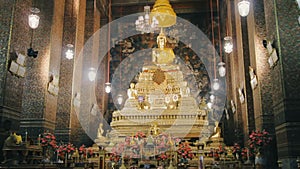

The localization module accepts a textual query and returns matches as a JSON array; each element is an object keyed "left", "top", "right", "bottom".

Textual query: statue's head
[{"left": 130, "top": 83, "right": 136, "bottom": 89}]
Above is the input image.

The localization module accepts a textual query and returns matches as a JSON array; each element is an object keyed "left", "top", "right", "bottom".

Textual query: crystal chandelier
[{"left": 135, "top": 6, "right": 159, "bottom": 34}]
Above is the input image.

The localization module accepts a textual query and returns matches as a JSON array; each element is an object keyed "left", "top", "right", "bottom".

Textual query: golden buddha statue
[
  {"left": 152, "top": 30, "right": 175, "bottom": 65},
  {"left": 127, "top": 83, "right": 137, "bottom": 99},
  {"left": 210, "top": 121, "right": 221, "bottom": 139}
]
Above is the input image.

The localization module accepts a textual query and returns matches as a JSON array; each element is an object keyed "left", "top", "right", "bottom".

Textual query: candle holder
[
  {"left": 277, "top": 160, "right": 282, "bottom": 169},
  {"left": 296, "top": 157, "right": 300, "bottom": 168}
]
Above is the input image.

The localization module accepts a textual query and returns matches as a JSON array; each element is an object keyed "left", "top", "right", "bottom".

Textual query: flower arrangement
[
  {"left": 216, "top": 144, "right": 227, "bottom": 155},
  {"left": 78, "top": 144, "right": 86, "bottom": 155},
  {"left": 40, "top": 132, "right": 57, "bottom": 149},
  {"left": 177, "top": 141, "right": 194, "bottom": 164},
  {"left": 157, "top": 152, "right": 168, "bottom": 161},
  {"left": 248, "top": 129, "right": 272, "bottom": 154},
  {"left": 135, "top": 131, "right": 146, "bottom": 140},
  {"left": 57, "top": 143, "right": 76, "bottom": 159},
  {"left": 241, "top": 147, "right": 254, "bottom": 161},
  {"left": 232, "top": 143, "right": 241, "bottom": 155}
]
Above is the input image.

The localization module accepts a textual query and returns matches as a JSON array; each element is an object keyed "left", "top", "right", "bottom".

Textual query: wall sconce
[
  {"left": 225, "top": 108, "right": 229, "bottom": 120},
  {"left": 238, "top": 0, "right": 250, "bottom": 17},
  {"left": 65, "top": 44, "right": 74, "bottom": 60},
  {"left": 249, "top": 66, "right": 258, "bottom": 90},
  {"left": 212, "top": 79, "right": 220, "bottom": 91},
  {"left": 48, "top": 74, "right": 59, "bottom": 96},
  {"left": 105, "top": 82, "right": 112, "bottom": 93},
  {"left": 88, "top": 67, "right": 96, "bottom": 82},
  {"left": 231, "top": 100, "right": 236, "bottom": 113},
  {"left": 238, "top": 87, "right": 245, "bottom": 103},
  {"left": 9, "top": 52, "right": 26, "bottom": 77},
  {"left": 224, "top": 36, "right": 233, "bottom": 54},
  {"left": 263, "top": 39, "right": 278, "bottom": 68},
  {"left": 28, "top": 7, "right": 40, "bottom": 29},
  {"left": 218, "top": 62, "right": 226, "bottom": 77}
]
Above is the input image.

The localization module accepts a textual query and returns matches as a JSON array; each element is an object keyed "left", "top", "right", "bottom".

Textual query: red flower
[{"left": 248, "top": 129, "right": 272, "bottom": 154}]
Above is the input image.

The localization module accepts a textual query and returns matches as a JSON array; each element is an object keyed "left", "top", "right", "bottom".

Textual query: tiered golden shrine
[{"left": 108, "top": 29, "right": 209, "bottom": 140}]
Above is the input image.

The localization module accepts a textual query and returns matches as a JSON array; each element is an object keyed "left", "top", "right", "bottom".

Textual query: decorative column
[
  {"left": 55, "top": 0, "right": 75, "bottom": 143},
  {"left": 20, "top": 0, "right": 57, "bottom": 137},
  {"left": 231, "top": 0, "right": 255, "bottom": 145},
  {"left": 247, "top": 0, "right": 277, "bottom": 167},
  {"left": 264, "top": 0, "right": 300, "bottom": 168}
]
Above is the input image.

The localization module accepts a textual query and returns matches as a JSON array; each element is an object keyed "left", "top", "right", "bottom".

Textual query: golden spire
[{"left": 150, "top": 0, "right": 176, "bottom": 27}]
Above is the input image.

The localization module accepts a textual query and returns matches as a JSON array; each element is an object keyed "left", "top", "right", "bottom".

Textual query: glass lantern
[
  {"left": 224, "top": 36, "right": 233, "bottom": 54},
  {"left": 218, "top": 62, "right": 226, "bottom": 77},
  {"left": 212, "top": 79, "right": 220, "bottom": 91},
  {"left": 117, "top": 94, "right": 123, "bottom": 105},
  {"left": 238, "top": 0, "right": 250, "bottom": 17},
  {"left": 88, "top": 68, "right": 96, "bottom": 82},
  {"left": 105, "top": 82, "right": 111, "bottom": 93},
  {"left": 28, "top": 7, "right": 40, "bottom": 29},
  {"left": 65, "top": 44, "right": 74, "bottom": 60}
]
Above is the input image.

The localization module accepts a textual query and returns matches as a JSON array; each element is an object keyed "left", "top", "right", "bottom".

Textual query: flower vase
[{"left": 255, "top": 151, "right": 265, "bottom": 168}]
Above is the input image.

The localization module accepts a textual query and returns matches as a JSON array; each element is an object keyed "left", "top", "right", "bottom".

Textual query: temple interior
[{"left": 0, "top": 0, "right": 299, "bottom": 169}]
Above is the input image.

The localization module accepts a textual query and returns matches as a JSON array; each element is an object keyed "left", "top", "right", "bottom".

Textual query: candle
[
  {"left": 38, "top": 134, "right": 41, "bottom": 146},
  {"left": 25, "top": 132, "right": 28, "bottom": 143}
]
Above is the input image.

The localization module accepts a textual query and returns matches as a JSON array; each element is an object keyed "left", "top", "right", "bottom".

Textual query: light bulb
[
  {"left": 224, "top": 36, "right": 233, "bottom": 54},
  {"left": 28, "top": 8, "right": 40, "bottom": 29},
  {"left": 88, "top": 68, "right": 96, "bottom": 81},
  {"left": 218, "top": 62, "right": 226, "bottom": 77},
  {"left": 117, "top": 94, "right": 123, "bottom": 105},
  {"left": 212, "top": 79, "right": 220, "bottom": 91},
  {"left": 105, "top": 82, "right": 111, "bottom": 93},
  {"left": 238, "top": 0, "right": 250, "bottom": 17}
]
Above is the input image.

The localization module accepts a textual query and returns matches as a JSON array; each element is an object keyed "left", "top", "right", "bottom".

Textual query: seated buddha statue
[
  {"left": 210, "top": 121, "right": 222, "bottom": 139},
  {"left": 152, "top": 31, "right": 175, "bottom": 65},
  {"left": 127, "top": 83, "right": 137, "bottom": 99}
]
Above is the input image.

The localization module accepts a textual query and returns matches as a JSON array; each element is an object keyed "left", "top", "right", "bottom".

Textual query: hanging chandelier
[
  {"left": 224, "top": 36, "right": 233, "bottom": 54},
  {"left": 135, "top": 6, "right": 159, "bottom": 34},
  {"left": 218, "top": 62, "right": 226, "bottom": 77},
  {"left": 28, "top": 7, "right": 40, "bottom": 29},
  {"left": 238, "top": 0, "right": 250, "bottom": 17}
]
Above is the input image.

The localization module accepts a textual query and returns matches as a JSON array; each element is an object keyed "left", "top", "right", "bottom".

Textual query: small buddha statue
[
  {"left": 97, "top": 122, "right": 105, "bottom": 139},
  {"left": 210, "top": 121, "right": 222, "bottom": 139},
  {"left": 152, "top": 30, "right": 175, "bottom": 65},
  {"left": 127, "top": 83, "right": 137, "bottom": 99},
  {"left": 149, "top": 124, "right": 160, "bottom": 136}
]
